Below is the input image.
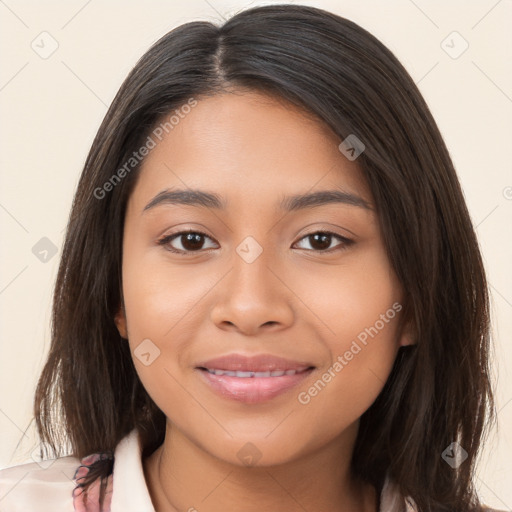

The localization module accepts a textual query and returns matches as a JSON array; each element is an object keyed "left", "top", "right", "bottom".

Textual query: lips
[
  {"left": 196, "top": 353, "right": 315, "bottom": 373},
  {"left": 197, "top": 367, "right": 315, "bottom": 404},
  {"left": 195, "top": 353, "right": 316, "bottom": 403}
]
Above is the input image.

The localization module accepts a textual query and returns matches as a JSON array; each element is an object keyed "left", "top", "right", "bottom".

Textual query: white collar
[{"left": 110, "top": 429, "right": 155, "bottom": 511}]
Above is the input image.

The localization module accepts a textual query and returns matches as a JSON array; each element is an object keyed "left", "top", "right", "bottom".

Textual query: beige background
[{"left": 1, "top": 0, "right": 511, "bottom": 509}]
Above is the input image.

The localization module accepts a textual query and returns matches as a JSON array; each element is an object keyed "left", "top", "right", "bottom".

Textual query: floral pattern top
[{"left": 72, "top": 452, "right": 114, "bottom": 512}]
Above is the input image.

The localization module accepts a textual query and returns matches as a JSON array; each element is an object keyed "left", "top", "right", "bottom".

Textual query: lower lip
[{"left": 197, "top": 368, "right": 315, "bottom": 404}]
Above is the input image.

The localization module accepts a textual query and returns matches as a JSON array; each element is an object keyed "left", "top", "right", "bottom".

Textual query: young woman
[{"left": 0, "top": 4, "right": 503, "bottom": 511}]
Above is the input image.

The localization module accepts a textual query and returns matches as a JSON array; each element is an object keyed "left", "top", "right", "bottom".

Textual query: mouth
[
  {"left": 195, "top": 353, "right": 315, "bottom": 373},
  {"left": 196, "top": 366, "right": 315, "bottom": 404}
]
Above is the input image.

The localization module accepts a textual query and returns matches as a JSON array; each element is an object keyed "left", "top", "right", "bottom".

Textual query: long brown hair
[{"left": 32, "top": 4, "right": 496, "bottom": 510}]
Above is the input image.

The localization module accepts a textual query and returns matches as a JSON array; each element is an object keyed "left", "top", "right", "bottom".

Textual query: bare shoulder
[{"left": 0, "top": 456, "right": 80, "bottom": 511}]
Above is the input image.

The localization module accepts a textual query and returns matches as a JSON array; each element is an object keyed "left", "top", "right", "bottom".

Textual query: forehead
[{"left": 129, "top": 90, "right": 371, "bottom": 212}]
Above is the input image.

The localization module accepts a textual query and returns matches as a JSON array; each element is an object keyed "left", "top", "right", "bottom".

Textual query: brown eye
[
  {"left": 294, "top": 231, "right": 353, "bottom": 253},
  {"left": 157, "top": 230, "right": 217, "bottom": 254},
  {"left": 176, "top": 232, "right": 207, "bottom": 251}
]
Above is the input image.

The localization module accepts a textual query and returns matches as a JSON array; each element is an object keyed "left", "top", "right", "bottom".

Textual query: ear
[
  {"left": 114, "top": 304, "right": 128, "bottom": 339},
  {"left": 398, "top": 318, "right": 416, "bottom": 347}
]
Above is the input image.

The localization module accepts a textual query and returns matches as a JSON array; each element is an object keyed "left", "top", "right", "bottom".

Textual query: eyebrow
[{"left": 142, "top": 188, "right": 372, "bottom": 213}]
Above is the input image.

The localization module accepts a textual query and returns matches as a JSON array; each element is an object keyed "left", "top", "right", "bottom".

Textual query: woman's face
[{"left": 116, "top": 90, "right": 412, "bottom": 466}]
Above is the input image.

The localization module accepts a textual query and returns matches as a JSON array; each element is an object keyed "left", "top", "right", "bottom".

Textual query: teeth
[
  {"left": 235, "top": 371, "right": 253, "bottom": 378},
  {"left": 205, "top": 367, "right": 310, "bottom": 378}
]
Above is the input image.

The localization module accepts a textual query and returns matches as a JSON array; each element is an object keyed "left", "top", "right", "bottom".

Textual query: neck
[{"left": 143, "top": 421, "right": 378, "bottom": 512}]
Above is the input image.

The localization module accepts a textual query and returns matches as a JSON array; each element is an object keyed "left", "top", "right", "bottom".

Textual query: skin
[{"left": 115, "top": 89, "right": 414, "bottom": 512}]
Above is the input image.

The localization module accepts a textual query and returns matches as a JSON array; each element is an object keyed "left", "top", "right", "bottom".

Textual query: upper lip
[{"left": 196, "top": 354, "right": 315, "bottom": 372}]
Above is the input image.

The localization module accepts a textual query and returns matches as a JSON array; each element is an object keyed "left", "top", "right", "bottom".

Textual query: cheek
[
  {"left": 121, "top": 249, "right": 220, "bottom": 405},
  {"left": 291, "top": 309, "right": 400, "bottom": 460},
  {"left": 121, "top": 246, "right": 216, "bottom": 342},
  {"left": 121, "top": 255, "right": 200, "bottom": 426},
  {"left": 293, "top": 243, "right": 401, "bottom": 352}
]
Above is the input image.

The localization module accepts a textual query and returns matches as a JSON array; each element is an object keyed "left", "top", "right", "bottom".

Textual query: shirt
[{"left": 0, "top": 429, "right": 502, "bottom": 512}]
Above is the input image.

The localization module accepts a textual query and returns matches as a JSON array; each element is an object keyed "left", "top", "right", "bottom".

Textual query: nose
[{"left": 210, "top": 247, "right": 295, "bottom": 336}]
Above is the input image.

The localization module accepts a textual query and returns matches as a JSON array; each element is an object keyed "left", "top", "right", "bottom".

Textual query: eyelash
[{"left": 156, "top": 229, "right": 354, "bottom": 256}]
